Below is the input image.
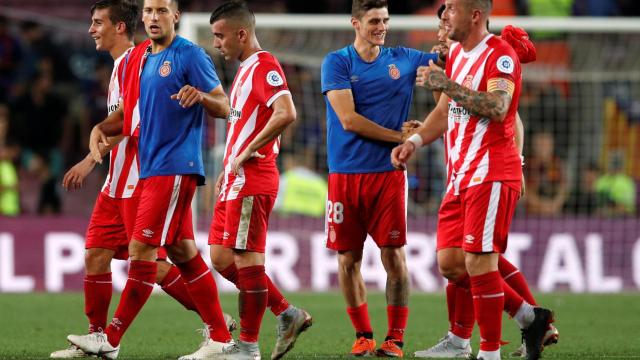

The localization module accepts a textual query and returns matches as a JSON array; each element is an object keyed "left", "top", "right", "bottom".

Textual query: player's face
[
  {"left": 353, "top": 7, "right": 389, "bottom": 46},
  {"left": 437, "top": 19, "right": 449, "bottom": 45},
  {"left": 211, "top": 19, "right": 243, "bottom": 61},
  {"left": 142, "top": 0, "right": 179, "bottom": 42},
  {"left": 88, "top": 8, "right": 117, "bottom": 52},
  {"left": 443, "top": 0, "right": 471, "bottom": 42}
]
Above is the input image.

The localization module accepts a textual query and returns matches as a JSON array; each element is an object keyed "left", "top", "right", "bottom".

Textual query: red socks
[
  {"left": 105, "top": 261, "right": 157, "bottom": 347},
  {"left": 452, "top": 275, "right": 474, "bottom": 339},
  {"left": 84, "top": 273, "right": 112, "bottom": 333},
  {"left": 159, "top": 264, "right": 198, "bottom": 313},
  {"left": 177, "top": 256, "right": 231, "bottom": 343},
  {"left": 499, "top": 256, "right": 537, "bottom": 306},
  {"left": 386, "top": 305, "right": 408, "bottom": 342},
  {"left": 445, "top": 281, "right": 457, "bottom": 332},
  {"left": 470, "top": 271, "right": 504, "bottom": 352},
  {"left": 237, "top": 265, "right": 268, "bottom": 343},
  {"left": 220, "top": 263, "right": 290, "bottom": 316},
  {"left": 347, "top": 303, "right": 373, "bottom": 335}
]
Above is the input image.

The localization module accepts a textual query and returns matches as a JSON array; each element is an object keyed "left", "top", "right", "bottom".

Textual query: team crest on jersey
[
  {"left": 388, "top": 64, "right": 401, "bottom": 80},
  {"left": 497, "top": 55, "right": 514, "bottom": 74},
  {"left": 462, "top": 74, "right": 474, "bottom": 89},
  {"left": 159, "top": 61, "right": 172, "bottom": 77},
  {"left": 235, "top": 81, "right": 243, "bottom": 99},
  {"left": 266, "top": 71, "right": 284, "bottom": 86}
]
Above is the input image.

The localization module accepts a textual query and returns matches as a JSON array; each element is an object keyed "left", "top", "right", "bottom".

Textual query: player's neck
[
  {"left": 110, "top": 40, "right": 134, "bottom": 60},
  {"left": 238, "top": 39, "right": 262, "bottom": 62},
  {"left": 460, "top": 28, "right": 490, "bottom": 52},
  {"left": 151, "top": 32, "right": 177, "bottom": 54},
  {"left": 353, "top": 38, "right": 380, "bottom": 62}
]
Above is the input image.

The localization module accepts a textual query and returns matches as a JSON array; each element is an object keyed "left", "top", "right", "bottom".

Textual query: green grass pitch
[{"left": 0, "top": 292, "right": 638, "bottom": 359}]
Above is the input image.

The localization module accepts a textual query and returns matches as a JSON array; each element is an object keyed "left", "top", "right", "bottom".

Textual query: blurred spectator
[
  {"left": 9, "top": 71, "right": 68, "bottom": 177},
  {"left": 26, "top": 151, "right": 61, "bottom": 215},
  {"left": 275, "top": 152, "right": 327, "bottom": 217},
  {"left": 573, "top": 0, "right": 620, "bottom": 16},
  {"left": 0, "top": 104, "right": 20, "bottom": 216},
  {"left": 525, "top": 131, "right": 568, "bottom": 216},
  {"left": 565, "top": 162, "right": 600, "bottom": 215},
  {"left": 0, "top": 16, "right": 22, "bottom": 102},
  {"left": 595, "top": 151, "right": 636, "bottom": 216}
]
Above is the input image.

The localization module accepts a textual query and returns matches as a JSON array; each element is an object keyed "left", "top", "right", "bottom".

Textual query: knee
[
  {"left": 85, "top": 249, "right": 113, "bottom": 274},
  {"left": 381, "top": 248, "right": 408, "bottom": 278},
  {"left": 338, "top": 255, "right": 360, "bottom": 276},
  {"left": 210, "top": 246, "right": 234, "bottom": 272},
  {"left": 155, "top": 260, "right": 171, "bottom": 284},
  {"left": 438, "top": 261, "right": 466, "bottom": 281}
]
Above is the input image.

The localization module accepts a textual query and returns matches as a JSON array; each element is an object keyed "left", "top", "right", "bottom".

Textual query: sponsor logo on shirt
[
  {"left": 229, "top": 108, "right": 242, "bottom": 123},
  {"left": 159, "top": 61, "right": 172, "bottom": 77},
  {"left": 448, "top": 105, "right": 472, "bottom": 123},
  {"left": 108, "top": 103, "right": 120, "bottom": 115},
  {"left": 388, "top": 64, "right": 400, "bottom": 80},
  {"left": 266, "top": 71, "right": 284, "bottom": 86}
]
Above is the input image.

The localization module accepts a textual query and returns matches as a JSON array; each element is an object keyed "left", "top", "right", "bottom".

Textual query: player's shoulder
[
  {"left": 256, "top": 51, "right": 281, "bottom": 67},
  {"left": 488, "top": 35, "right": 518, "bottom": 58},
  {"left": 323, "top": 45, "right": 351, "bottom": 63}
]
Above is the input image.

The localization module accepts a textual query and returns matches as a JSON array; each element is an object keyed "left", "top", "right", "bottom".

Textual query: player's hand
[
  {"left": 231, "top": 149, "right": 265, "bottom": 176},
  {"left": 391, "top": 142, "right": 416, "bottom": 170},
  {"left": 171, "top": 85, "right": 203, "bottom": 108},
  {"left": 430, "top": 43, "right": 449, "bottom": 62},
  {"left": 62, "top": 157, "right": 96, "bottom": 191},
  {"left": 401, "top": 120, "right": 422, "bottom": 142},
  {"left": 214, "top": 171, "right": 224, "bottom": 197},
  {"left": 416, "top": 60, "right": 449, "bottom": 91},
  {"left": 89, "top": 125, "right": 109, "bottom": 164},
  {"left": 520, "top": 173, "right": 526, "bottom": 198}
]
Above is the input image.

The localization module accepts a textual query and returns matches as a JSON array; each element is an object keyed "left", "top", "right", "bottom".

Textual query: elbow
[
  {"left": 285, "top": 109, "right": 297, "bottom": 126},
  {"left": 339, "top": 114, "right": 357, "bottom": 132}
]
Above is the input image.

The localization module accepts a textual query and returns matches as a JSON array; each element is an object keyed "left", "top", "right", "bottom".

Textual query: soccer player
[
  {"left": 51, "top": 1, "right": 232, "bottom": 357},
  {"left": 68, "top": 0, "right": 234, "bottom": 358},
  {"left": 410, "top": 7, "right": 558, "bottom": 359},
  {"left": 202, "top": 2, "right": 311, "bottom": 359},
  {"left": 321, "top": 0, "right": 440, "bottom": 357},
  {"left": 392, "top": 1, "right": 554, "bottom": 359}
]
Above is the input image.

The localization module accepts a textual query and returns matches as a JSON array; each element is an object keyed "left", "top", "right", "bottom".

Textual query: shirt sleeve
[
  {"left": 484, "top": 44, "right": 521, "bottom": 96},
  {"left": 404, "top": 47, "right": 439, "bottom": 68},
  {"left": 184, "top": 46, "right": 221, "bottom": 93},
  {"left": 321, "top": 52, "right": 351, "bottom": 94},
  {"left": 253, "top": 59, "right": 291, "bottom": 108}
]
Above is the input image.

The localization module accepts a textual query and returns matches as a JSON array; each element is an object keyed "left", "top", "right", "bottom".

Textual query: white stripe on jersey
[{"left": 453, "top": 118, "right": 489, "bottom": 194}]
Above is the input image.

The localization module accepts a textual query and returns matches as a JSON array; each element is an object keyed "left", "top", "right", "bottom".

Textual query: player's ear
[
  {"left": 173, "top": 10, "right": 181, "bottom": 24},
  {"left": 238, "top": 28, "right": 248, "bottom": 42},
  {"left": 115, "top": 21, "right": 126, "bottom": 35},
  {"left": 351, "top": 17, "right": 360, "bottom": 31}
]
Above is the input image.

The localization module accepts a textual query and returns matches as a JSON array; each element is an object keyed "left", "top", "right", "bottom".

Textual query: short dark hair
[
  {"left": 209, "top": 1, "right": 255, "bottom": 31},
  {"left": 351, "top": 0, "right": 388, "bottom": 19},
  {"left": 466, "top": 0, "right": 492, "bottom": 15},
  {"left": 90, "top": 0, "right": 139, "bottom": 39},
  {"left": 437, "top": 4, "right": 445, "bottom": 19}
]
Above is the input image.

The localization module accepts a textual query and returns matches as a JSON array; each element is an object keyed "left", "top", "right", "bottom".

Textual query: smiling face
[
  {"left": 352, "top": 7, "right": 389, "bottom": 47},
  {"left": 88, "top": 8, "right": 117, "bottom": 52},
  {"left": 142, "top": 0, "right": 179, "bottom": 43}
]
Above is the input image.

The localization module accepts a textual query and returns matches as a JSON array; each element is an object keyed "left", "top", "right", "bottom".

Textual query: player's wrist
[{"left": 407, "top": 133, "right": 423, "bottom": 150}]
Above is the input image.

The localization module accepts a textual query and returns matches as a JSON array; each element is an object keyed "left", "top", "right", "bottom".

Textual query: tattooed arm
[{"left": 416, "top": 60, "right": 512, "bottom": 122}]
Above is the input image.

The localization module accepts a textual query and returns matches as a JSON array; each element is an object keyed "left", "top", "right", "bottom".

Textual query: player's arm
[
  {"left": 63, "top": 135, "right": 124, "bottom": 191},
  {"left": 515, "top": 112, "right": 525, "bottom": 197},
  {"left": 326, "top": 89, "right": 403, "bottom": 143},
  {"left": 171, "top": 84, "right": 230, "bottom": 119},
  {"left": 417, "top": 60, "right": 512, "bottom": 122},
  {"left": 391, "top": 93, "right": 449, "bottom": 169},
  {"left": 231, "top": 94, "right": 296, "bottom": 175},
  {"left": 89, "top": 106, "right": 125, "bottom": 163}
]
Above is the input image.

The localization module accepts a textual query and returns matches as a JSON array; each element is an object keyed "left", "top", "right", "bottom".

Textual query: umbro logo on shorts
[
  {"left": 142, "top": 229, "right": 154, "bottom": 238},
  {"left": 465, "top": 234, "right": 475, "bottom": 243}
]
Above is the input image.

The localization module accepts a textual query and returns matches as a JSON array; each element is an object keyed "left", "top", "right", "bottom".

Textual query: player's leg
[
  {"left": 52, "top": 194, "right": 126, "bottom": 359},
  {"left": 415, "top": 192, "right": 472, "bottom": 359},
  {"left": 376, "top": 246, "right": 409, "bottom": 357},
  {"left": 364, "top": 171, "right": 410, "bottom": 358}
]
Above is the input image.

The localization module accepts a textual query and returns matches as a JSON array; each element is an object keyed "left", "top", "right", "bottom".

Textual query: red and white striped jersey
[
  {"left": 444, "top": 34, "right": 522, "bottom": 196},
  {"left": 219, "top": 51, "right": 291, "bottom": 201},
  {"left": 101, "top": 47, "right": 140, "bottom": 199}
]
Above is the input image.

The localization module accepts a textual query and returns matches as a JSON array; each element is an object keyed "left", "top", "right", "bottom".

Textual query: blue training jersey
[
  {"left": 138, "top": 35, "right": 220, "bottom": 184},
  {"left": 321, "top": 45, "right": 438, "bottom": 173}
]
